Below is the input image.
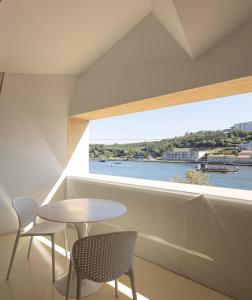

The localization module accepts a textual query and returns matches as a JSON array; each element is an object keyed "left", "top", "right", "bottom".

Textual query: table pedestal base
[
  {"left": 55, "top": 222, "right": 103, "bottom": 297},
  {"left": 55, "top": 272, "right": 103, "bottom": 297}
]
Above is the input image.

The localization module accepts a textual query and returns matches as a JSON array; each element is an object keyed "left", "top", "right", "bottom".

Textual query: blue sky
[{"left": 90, "top": 92, "right": 252, "bottom": 144}]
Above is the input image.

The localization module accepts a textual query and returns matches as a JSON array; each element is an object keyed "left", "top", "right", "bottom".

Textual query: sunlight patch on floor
[
  {"left": 107, "top": 280, "right": 150, "bottom": 300},
  {"left": 35, "top": 236, "right": 70, "bottom": 259}
]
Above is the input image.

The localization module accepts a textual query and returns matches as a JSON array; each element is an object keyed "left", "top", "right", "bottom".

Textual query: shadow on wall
[{"left": 0, "top": 74, "right": 77, "bottom": 235}]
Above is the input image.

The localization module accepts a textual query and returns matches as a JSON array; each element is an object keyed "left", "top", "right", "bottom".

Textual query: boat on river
[
  {"left": 196, "top": 163, "right": 238, "bottom": 173},
  {"left": 99, "top": 159, "right": 106, "bottom": 162}
]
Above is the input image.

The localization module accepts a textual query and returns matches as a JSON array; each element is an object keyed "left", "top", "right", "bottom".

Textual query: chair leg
[
  {"left": 27, "top": 236, "right": 33, "bottom": 259},
  {"left": 51, "top": 234, "right": 55, "bottom": 282},
  {"left": 115, "top": 279, "right": 119, "bottom": 297},
  {"left": 77, "top": 276, "right": 82, "bottom": 300},
  {"left": 6, "top": 232, "right": 20, "bottom": 280},
  {"left": 66, "top": 260, "right": 73, "bottom": 300},
  {"left": 63, "top": 228, "right": 68, "bottom": 258},
  {"left": 128, "top": 268, "right": 137, "bottom": 300}
]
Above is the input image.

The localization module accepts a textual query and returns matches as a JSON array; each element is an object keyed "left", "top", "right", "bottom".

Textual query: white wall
[
  {"left": 67, "top": 176, "right": 252, "bottom": 300},
  {"left": 0, "top": 74, "right": 77, "bottom": 234},
  {"left": 70, "top": 14, "right": 252, "bottom": 115}
]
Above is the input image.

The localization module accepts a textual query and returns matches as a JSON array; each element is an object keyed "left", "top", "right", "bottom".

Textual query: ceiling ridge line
[{"left": 150, "top": 0, "right": 194, "bottom": 60}]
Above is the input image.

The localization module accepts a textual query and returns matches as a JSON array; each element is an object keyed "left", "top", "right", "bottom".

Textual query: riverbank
[
  {"left": 91, "top": 158, "right": 252, "bottom": 166},
  {"left": 90, "top": 160, "right": 252, "bottom": 190}
]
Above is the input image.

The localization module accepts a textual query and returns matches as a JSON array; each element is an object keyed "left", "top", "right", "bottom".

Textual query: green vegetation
[
  {"left": 172, "top": 169, "right": 209, "bottom": 185},
  {"left": 90, "top": 129, "right": 252, "bottom": 159}
]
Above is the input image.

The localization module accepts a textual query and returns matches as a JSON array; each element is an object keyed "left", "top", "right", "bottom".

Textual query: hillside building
[
  {"left": 239, "top": 141, "right": 252, "bottom": 150},
  {"left": 231, "top": 121, "right": 252, "bottom": 132},
  {"left": 207, "top": 152, "right": 252, "bottom": 165},
  {"left": 207, "top": 155, "right": 236, "bottom": 164},
  {"left": 162, "top": 151, "right": 206, "bottom": 162},
  {"left": 235, "top": 155, "right": 252, "bottom": 165}
]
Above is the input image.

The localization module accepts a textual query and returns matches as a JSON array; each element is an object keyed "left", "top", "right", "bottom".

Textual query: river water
[{"left": 90, "top": 160, "right": 252, "bottom": 191}]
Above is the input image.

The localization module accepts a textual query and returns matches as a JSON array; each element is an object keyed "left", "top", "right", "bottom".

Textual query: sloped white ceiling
[
  {"left": 172, "top": 0, "right": 252, "bottom": 58},
  {"left": 0, "top": 0, "right": 150, "bottom": 74},
  {"left": 151, "top": 0, "right": 193, "bottom": 58},
  {"left": 1, "top": 0, "right": 252, "bottom": 74}
]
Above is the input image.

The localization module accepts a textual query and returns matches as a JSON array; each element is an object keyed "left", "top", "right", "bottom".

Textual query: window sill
[{"left": 68, "top": 173, "right": 252, "bottom": 202}]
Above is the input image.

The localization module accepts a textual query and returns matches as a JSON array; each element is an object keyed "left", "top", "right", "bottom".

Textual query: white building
[
  {"left": 239, "top": 142, "right": 252, "bottom": 150},
  {"left": 207, "top": 155, "right": 235, "bottom": 164},
  {"left": 239, "top": 150, "right": 252, "bottom": 156},
  {"left": 162, "top": 151, "right": 206, "bottom": 162},
  {"left": 207, "top": 152, "right": 252, "bottom": 165},
  {"left": 235, "top": 155, "right": 252, "bottom": 165},
  {"left": 231, "top": 121, "right": 252, "bottom": 132}
]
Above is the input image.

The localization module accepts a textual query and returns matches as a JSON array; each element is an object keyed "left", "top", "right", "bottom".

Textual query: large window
[{"left": 89, "top": 93, "right": 252, "bottom": 191}]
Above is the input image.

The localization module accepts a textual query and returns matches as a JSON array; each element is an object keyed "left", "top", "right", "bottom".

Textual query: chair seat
[{"left": 22, "top": 221, "right": 66, "bottom": 236}]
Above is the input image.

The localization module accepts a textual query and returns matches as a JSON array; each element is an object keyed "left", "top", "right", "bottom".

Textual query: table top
[{"left": 38, "top": 198, "right": 127, "bottom": 224}]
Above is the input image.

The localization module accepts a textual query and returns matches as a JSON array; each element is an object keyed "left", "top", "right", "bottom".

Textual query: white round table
[{"left": 38, "top": 198, "right": 127, "bottom": 297}]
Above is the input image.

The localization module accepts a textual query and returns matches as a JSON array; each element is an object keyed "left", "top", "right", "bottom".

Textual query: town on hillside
[{"left": 90, "top": 121, "right": 252, "bottom": 166}]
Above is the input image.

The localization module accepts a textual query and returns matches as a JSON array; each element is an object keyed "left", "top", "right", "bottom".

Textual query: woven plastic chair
[
  {"left": 66, "top": 231, "right": 138, "bottom": 300},
  {"left": 6, "top": 197, "right": 68, "bottom": 281}
]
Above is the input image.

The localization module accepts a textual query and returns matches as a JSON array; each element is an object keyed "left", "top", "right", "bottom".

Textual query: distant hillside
[{"left": 89, "top": 130, "right": 252, "bottom": 159}]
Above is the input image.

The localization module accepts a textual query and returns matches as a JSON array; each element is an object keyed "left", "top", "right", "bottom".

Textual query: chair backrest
[
  {"left": 72, "top": 231, "right": 137, "bottom": 282},
  {"left": 12, "top": 197, "right": 38, "bottom": 231}
]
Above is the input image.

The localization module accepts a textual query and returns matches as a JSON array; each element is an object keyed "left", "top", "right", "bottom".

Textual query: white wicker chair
[
  {"left": 66, "top": 231, "right": 138, "bottom": 300},
  {"left": 6, "top": 197, "right": 68, "bottom": 281}
]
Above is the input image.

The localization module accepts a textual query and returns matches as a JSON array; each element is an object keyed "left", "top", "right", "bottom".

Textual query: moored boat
[{"left": 196, "top": 163, "right": 238, "bottom": 173}]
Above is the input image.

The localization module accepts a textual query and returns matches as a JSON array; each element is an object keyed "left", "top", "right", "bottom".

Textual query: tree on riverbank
[
  {"left": 172, "top": 170, "right": 209, "bottom": 185},
  {"left": 90, "top": 129, "right": 252, "bottom": 159}
]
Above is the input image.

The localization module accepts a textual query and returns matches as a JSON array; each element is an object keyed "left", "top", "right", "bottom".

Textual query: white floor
[{"left": 0, "top": 229, "right": 233, "bottom": 300}]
